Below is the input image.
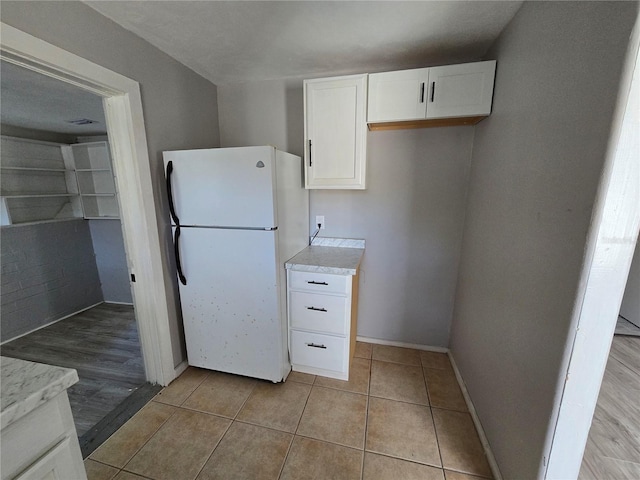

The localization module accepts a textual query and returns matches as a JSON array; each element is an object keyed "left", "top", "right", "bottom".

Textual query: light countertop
[
  {"left": 1, "top": 356, "right": 78, "bottom": 429},
  {"left": 285, "top": 237, "right": 365, "bottom": 275}
]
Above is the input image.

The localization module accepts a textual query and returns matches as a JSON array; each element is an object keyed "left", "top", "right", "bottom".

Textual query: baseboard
[
  {"left": 356, "top": 335, "right": 448, "bottom": 353},
  {"left": 0, "top": 301, "right": 104, "bottom": 345},
  {"left": 103, "top": 300, "right": 135, "bottom": 306},
  {"left": 448, "top": 351, "right": 503, "bottom": 480}
]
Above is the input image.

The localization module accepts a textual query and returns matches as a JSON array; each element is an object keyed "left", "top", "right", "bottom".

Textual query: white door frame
[
  {"left": 544, "top": 8, "right": 640, "bottom": 479},
  {"left": 0, "top": 23, "right": 177, "bottom": 386}
]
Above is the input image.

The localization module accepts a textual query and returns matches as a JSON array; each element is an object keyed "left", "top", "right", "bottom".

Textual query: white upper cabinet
[
  {"left": 368, "top": 60, "right": 496, "bottom": 128},
  {"left": 426, "top": 61, "right": 496, "bottom": 119},
  {"left": 368, "top": 68, "right": 430, "bottom": 122},
  {"left": 304, "top": 74, "right": 368, "bottom": 189}
]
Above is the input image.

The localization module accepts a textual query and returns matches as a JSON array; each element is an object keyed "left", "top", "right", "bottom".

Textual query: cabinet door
[
  {"left": 367, "top": 68, "right": 430, "bottom": 122},
  {"left": 14, "top": 437, "right": 86, "bottom": 480},
  {"left": 426, "top": 60, "right": 496, "bottom": 119},
  {"left": 304, "top": 74, "right": 367, "bottom": 189}
]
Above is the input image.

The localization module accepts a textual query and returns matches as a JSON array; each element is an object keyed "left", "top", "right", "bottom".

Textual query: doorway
[
  {"left": 0, "top": 59, "right": 155, "bottom": 453},
  {"left": 0, "top": 22, "right": 177, "bottom": 388}
]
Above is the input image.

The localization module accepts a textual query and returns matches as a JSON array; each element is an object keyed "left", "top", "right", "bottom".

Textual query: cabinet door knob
[
  {"left": 430, "top": 81, "right": 436, "bottom": 102},
  {"left": 306, "top": 343, "right": 327, "bottom": 349},
  {"left": 306, "top": 306, "right": 327, "bottom": 312},
  {"left": 420, "top": 82, "right": 425, "bottom": 103},
  {"left": 307, "top": 281, "right": 328, "bottom": 285}
]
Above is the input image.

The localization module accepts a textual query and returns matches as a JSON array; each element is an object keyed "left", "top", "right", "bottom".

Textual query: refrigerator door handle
[
  {"left": 166, "top": 161, "right": 180, "bottom": 225},
  {"left": 174, "top": 226, "right": 187, "bottom": 285}
]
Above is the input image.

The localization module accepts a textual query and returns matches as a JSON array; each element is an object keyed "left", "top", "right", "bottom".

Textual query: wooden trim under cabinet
[{"left": 368, "top": 115, "right": 487, "bottom": 131}]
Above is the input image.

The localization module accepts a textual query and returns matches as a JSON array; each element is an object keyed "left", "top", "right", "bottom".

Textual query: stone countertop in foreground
[
  {"left": 285, "top": 237, "right": 365, "bottom": 276},
  {"left": 1, "top": 356, "right": 78, "bottom": 429}
]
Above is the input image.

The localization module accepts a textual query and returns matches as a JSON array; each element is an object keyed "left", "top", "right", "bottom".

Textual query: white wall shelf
[
  {"left": 0, "top": 136, "right": 81, "bottom": 225},
  {"left": 69, "top": 141, "right": 120, "bottom": 219},
  {"left": 1, "top": 167, "right": 67, "bottom": 172},
  {"left": 1, "top": 137, "right": 120, "bottom": 225},
  {"left": 2, "top": 194, "right": 77, "bottom": 198}
]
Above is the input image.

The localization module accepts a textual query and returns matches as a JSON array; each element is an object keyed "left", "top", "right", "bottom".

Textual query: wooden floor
[
  {"left": 579, "top": 334, "right": 640, "bottom": 479},
  {"left": 1, "top": 303, "right": 146, "bottom": 437}
]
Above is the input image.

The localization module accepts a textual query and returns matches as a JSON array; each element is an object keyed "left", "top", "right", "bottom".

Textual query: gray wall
[
  {"left": 1, "top": 219, "right": 103, "bottom": 343},
  {"left": 88, "top": 219, "right": 133, "bottom": 304},
  {"left": 219, "top": 79, "right": 474, "bottom": 347},
  {"left": 1, "top": 1, "right": 221, "bottom": 366},
  {"left": 448, "top": 2, "right": 638, "bottom": 478}
]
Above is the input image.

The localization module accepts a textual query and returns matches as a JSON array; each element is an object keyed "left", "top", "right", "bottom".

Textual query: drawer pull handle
[
  {"left": 307, "top": 281, "right": 328, "bottom": 285},
  {"left": 307, "top": 306, "right": 327, "bottom": 312},
  {"left": 306, "top": 343, "right": 327, "bottom": 349}
]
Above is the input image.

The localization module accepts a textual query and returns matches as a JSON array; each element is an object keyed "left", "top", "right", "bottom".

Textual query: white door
[
  {"left": 426, "top": 60, "right": 496, "bottom": 119},
  {"left": 164, "top": 146, "right": 277, "bottom": 228},
  {"left": 174, "top": 226, "right": 286, "bottom": 382},
  {"left": 367, "top": 68, "right": 430, "bottom": 122}
]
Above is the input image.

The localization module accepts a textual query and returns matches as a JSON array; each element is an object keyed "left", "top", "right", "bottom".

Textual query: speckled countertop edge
[
  {"left": 1, "top": 356, "right": 79, "bottom": 429},
  {"left": 285, "top": 237, "right": 365, "bottom": 275}
]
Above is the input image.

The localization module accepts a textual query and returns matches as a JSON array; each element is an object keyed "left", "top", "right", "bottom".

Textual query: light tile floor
[{"left": 85, "top": 342, "right": 493, "bottom": 480}]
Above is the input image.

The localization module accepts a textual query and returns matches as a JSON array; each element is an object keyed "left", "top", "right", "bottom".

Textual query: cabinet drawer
[
  {"left": 290, "top": 291, "right": 348, "bottom": 335},
  {"left": 290, "top": 330, "right": 346, "bottom": 373},
  {"left": 289, "top": 270, "right": 349, "bottom": 295}
]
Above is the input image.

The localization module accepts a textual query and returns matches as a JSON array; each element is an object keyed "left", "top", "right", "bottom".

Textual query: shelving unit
[
  {"left": 69, "top": 141, "right": 119, "bottom": 219},
  {"left": 0, "top": 137, "right": 120, "bottom": 225},
  {"left": 0, "top": 136, "right": 81, "bottom": 225}
]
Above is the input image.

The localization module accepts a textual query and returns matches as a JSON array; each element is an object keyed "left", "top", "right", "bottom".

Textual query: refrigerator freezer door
[
  {"left": 174, "top": 226, "right": 286, "bottom": 381},
  {"left": 164, "top": 146, "right": 277, "bottom": 228}
]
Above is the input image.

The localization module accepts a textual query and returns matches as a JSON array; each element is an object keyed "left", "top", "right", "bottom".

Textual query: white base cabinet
[
  {"left": 287, "top": 270, "right": 359, "bottom": 380},
  {"left": 1, "top": 392, "right": 86, "bottom": 480}
]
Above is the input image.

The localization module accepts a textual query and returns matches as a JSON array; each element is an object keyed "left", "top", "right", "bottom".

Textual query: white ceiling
[
  {"left": 85, "top": 1, "right": 523, "bottom": 86},
  {"left": 0, "top": 1, "right": 522, "bottom": 136},
  {"left": 1, "top": 60, "right": 107, "bottom": 135}
]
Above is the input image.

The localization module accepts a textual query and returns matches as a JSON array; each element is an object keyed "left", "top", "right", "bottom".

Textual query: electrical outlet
[{"left": 315, "top": 215, "right": 325, "bottom": 230}]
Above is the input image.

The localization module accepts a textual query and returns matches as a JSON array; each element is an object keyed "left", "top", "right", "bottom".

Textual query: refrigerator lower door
[{"left": 174, "top": 226, "right": 287, "bottom": 382}]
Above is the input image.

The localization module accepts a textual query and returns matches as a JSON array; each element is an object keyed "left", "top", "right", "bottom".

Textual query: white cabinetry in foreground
[{"left": 1, "top": 357, "right": 86, "bottom": 480}]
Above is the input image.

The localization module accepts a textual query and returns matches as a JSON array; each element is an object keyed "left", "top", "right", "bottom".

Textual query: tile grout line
[
  {"left": 90, "top": 401, "right": 178, "bottom": 472},
  {"left": 423, "top": 365, "right": 446, "bottom": 473},
  {"left": 360, "top": 361, "right": 372, "bottom": 480},
  {"left": 276, "top": 432, "right": 296, "bottom": 480},
  {"left": 187, "top": 374, "right": 261, "bottom": 479},
  {"left": 189, "top": 415, "right": 233, "bottom": 480},
  {"left": 363, "top": 448, "right": 445, "bottom": 471},
  {"left": 277, "top": 379, "right": 315, "bottom": 480},
  {"left": 117, "top": 406, "right": 180, "bottom": 476}
]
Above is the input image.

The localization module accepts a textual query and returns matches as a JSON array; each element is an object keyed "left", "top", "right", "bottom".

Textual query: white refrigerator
[{"left": 163, "top": 146, "right": 309, "bottom": 382}]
